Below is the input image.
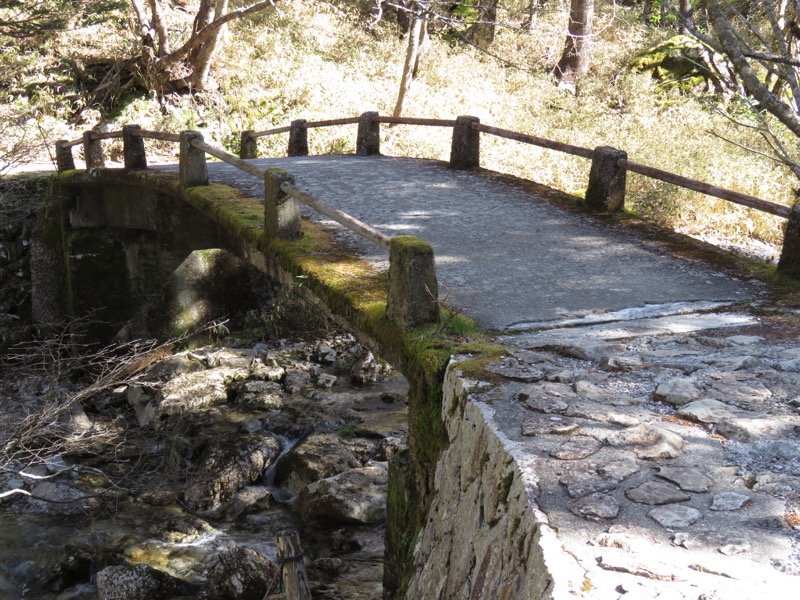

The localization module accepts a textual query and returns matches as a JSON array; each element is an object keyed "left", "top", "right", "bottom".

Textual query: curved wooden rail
[
  {"left": 619, "top": 159, "right": 792, "bottom": 219},
  {"left": 52, "top": 112, "right": 793, "bottom": 224},
  {"left": 473, "top": 122, "right": 595, "bottom": 159}
]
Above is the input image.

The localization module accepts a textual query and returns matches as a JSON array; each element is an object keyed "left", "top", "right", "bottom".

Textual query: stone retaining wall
[{"left": 404, "top": 362, "right": 585, "bottom": 599}]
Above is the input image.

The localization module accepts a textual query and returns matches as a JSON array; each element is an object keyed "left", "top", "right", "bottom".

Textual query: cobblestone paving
[
  {"left": 171, "top": 155, "right": 763, "bottom": 330},
  {"left": 480, "top": 312, "right": 800, "bottom": 598}
]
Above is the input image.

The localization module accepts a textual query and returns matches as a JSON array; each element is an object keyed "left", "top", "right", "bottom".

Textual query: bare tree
[
  {"left": 678, "top": 0, "right": 800, "bottom": 181},
  {"left": 130, "top": 0, "right": 276, "bottom": 92},
  {"left": 393, "top": 10, "right": 429, "bottom": 117}
]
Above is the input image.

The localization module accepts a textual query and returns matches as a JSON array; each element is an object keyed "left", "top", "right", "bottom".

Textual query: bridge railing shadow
[{"left": 52, "top": 113, "right": 800, "bottom": 282}]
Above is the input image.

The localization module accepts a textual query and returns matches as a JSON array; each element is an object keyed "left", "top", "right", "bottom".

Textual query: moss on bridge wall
[{"left": 46, "top": 167, "right": 506, "bottom": 598}]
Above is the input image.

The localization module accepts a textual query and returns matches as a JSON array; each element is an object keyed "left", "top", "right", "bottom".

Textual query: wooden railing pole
[
  {"left": 356, "top": 111, "right": 380, "bottom": 155},
  {"left": 387, "top": 235, "right": 439, "bottom": 330},
  {"left": 55, "top": 140, "right": 75, "bottom": 172},
  {"left": 450, "top": 116, "right": 480, "bottom": 169},
  {"left": 82, "top": 131, "right": 105, "bottom": 169},
  {"left": 179, "top": 131, "right": 208, "bottom": 187},
  {"left": 276, "top": 530, "right": 311, "bottom": 600},
  {"left": 122, "top": 124, "right": 147, "bottom": 170},
  {"left": 288, "top": 119, "right": 309, "bottom": 157},
  {"left": 778, "top": 203, "right": 800, "bottom": 278},
  {"left": 585, "top": 146, "right": 627, "bottom": 212},
  {"left": 265, "top": 168, "right": 301, "bottom": 239}
]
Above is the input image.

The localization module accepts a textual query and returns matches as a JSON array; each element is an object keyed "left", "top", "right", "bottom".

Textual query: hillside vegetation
[{"left": 1, "top": 0, "right": 796, "bottom": 254}]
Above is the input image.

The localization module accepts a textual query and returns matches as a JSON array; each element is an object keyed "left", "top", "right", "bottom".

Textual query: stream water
[{"left": 0, "top": 335, "right": 408, "bottom": 600}]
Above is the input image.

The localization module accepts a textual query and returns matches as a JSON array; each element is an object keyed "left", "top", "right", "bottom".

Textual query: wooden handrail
[
  {"left": 189, "top": 136, "right": 391, "bottom": 250},
  {"left": 56, "top": 114, "right": 790, "bottom": 222},
  {"left": 306, "top": 116, "right": 361, "bottom": 128},
  {"left": 135, "top": 130, "right": 181, "bottom": 143},
  {"left": 281, "top": 181, "right": 391, "bottom": 250},
  {"left": 375, "top": 116, "right": 458, "bottom": 127},
  {"left": 249, "top": 125, "right": 293, "bottom": 139},
  {"left": 87, "top": 131, "right": 123, "bottom": 141},
  {"left": 472, "top": 122, "right": 595, "bottom": 160},
  {"left": 618, "top": 159, "right": 792, "bottom": 219},
  {"left": 190, "top": 138, "right": 266, "bottom": 179}
]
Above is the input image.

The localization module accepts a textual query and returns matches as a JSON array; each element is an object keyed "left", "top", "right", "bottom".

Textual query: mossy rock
[{"left": 631, "top": 35, "right": 723, "bottom": 94}]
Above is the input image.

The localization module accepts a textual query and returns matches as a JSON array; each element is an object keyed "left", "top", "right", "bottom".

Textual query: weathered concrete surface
[
  {"left": 419, "top": 318, "right": 800, "bottom": 599},
  {"left": 160, "top": 155, "right": 761, "bottom": 331}
]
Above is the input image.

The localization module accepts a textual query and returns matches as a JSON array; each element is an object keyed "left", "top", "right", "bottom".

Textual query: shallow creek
[{"left": 0, "top": 334, "right": 408, "bottom": 599}]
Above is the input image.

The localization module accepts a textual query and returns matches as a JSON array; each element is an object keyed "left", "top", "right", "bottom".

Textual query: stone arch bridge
[{"left": 31, "top": 117, "right": 799, "bottom": 599}]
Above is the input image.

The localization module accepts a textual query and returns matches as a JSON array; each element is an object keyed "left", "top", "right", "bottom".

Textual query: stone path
[
  {"left": 476, "top": 313, "right": 800, "bottom": 598},
  {"left": 165, "top": 155, "right": 762, "bottom": 330},
  {"left": 168, "top": 154, "right": 798, "bottom": 596}
]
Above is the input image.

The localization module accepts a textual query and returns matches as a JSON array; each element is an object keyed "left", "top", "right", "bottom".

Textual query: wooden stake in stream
[{"left": 276, "top": 529, "right": 311, "bottom": 600}]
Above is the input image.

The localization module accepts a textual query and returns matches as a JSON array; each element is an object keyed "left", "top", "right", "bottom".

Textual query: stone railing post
[
  {"left": 450, "top": 116, "right": 480, "bottom": 170},
  {"left": 83, "top": 131, "right": 105, "bottom": 169},
  {"left": 179, "top": 131, "right": 208, "bottom": 187},
  {"left": 264, "top": 168, "right": 301, "bottom": 240},
  {"left": 288, "top": 119, "right": 309, "bottom": 157},
  {"left": 240, "top": 130, "right": 258, "bottom": 159},
  {"left": 387, "top": 235, "right": 439, "bottom": 330},
  {"left": 55, "top": 140, "right": 75, "bottom": 172},
  {"left": 122, "top": 124, "right": 147, "bottom": 170},
  {"left": 585, "top": 146, "right": 627, "bottom": 212},
  {"left": 356, "top": 111, "right": 380, "bottom": 156},
  {"left": 778, "top": 204, "right": 800, "bottom": 278}
]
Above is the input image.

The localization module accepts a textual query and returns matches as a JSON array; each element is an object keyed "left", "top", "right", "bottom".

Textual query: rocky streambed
[{"left": 0, "top": 332, "right": 408, "bottom": 599}]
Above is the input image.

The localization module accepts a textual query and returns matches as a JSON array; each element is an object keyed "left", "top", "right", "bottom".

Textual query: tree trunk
[
  {"left": 393, "top": 16, "right": 423, "bottom": 118},
  {"left": 190, "top": 0, "right": 229, "bottom": 90},
  {"left": 678, "top": 0, "right": 693, "bottom": 33},
  {"left": 555, "top": 0, "right": 593, "bottom": 87},
  {"left": 147, "top": 0, "right": 170, "bottom": 56},
  {"left": 467, "top": 1, "right": 498, "bottom": 49}
]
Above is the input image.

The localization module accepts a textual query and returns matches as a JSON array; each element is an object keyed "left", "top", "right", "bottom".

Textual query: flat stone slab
[
  {"left": 454, "top": 314, "right": 800, "bottom": 598},
  {"left": 164, "top": 156, "right": 761, "bottom": 330}
]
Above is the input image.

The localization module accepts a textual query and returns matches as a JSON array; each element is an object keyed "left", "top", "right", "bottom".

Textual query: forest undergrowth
[{"left": 1, "top": 0, "right": 795, "bottom": 257}]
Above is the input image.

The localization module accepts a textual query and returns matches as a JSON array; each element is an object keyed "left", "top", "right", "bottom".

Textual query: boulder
[
  {"left": 24, "top": 481, "right": 101, "bottom": 516},
  {"left": 156, "top": 366, "right": 250, "bottom": 421},
  {"left": 631, "top": 35, "right": 728, "bottom": 94},
  {"left": 295, "top": 462, "right": 388, "bottom": 525},
  {"left": 274, "top": 432, "right": 378, "bottom": 495},
  {"left": 96, "top": 564, "right": 188, "bottom": 600},
  {"left": 184, "top": 433, "right": 281, "bottom": 511},
  {"left": 205, "top": 546, "right": 279, "bottom": 600}
]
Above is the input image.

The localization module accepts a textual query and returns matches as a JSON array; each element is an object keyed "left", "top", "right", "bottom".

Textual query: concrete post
[
  {"left": 585, "top": 146, "right": 627, "bottom": 212},
  {"left": 778, "top": 204, "right": 800, "bottom": 278},
  {"left": 122, "top": 124, "right": 147, "bottom": 170},
  {"left": 265, "top": 168, "right": 301, "bottom": 240},
  {"left": 387, "top": 235, "right": 439, "bottom": 330},
  {"left": 83, "top": 131, "right": 105, "bottom": 169},
  {"left": 288, "top": 119, "right": 309, "bottom": 157},
  {"left": 179, "top": 131, "right": 209, "bottom": 187},
  {"left": 450, "top": 116, "right": 480, "bottom": 170},
  {"left": 240, "top": 130, "right": 258, "bottom": 159},
  {"left": 356, "top": 111, "right": 380, "bottom": 156},
  {"left": 55, "top": 140, "right": 75, "bottom": 172}
]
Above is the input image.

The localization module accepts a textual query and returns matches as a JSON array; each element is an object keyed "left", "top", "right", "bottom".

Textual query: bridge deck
[{"left": 162, "top": 155, "right": 759, "bottom": 331}]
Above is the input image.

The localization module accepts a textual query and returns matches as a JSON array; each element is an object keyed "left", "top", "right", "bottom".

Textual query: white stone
[
  {"left": 710, "top": 492, "right": 751, "bottom": 511},
  {"left": 649, "top": 504, "right": 702, "bottom": 529},
  {"left": 653, "top": 378, "right": 701, "bottom": 406}
]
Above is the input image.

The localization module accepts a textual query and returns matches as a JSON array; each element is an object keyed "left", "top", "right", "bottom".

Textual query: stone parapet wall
[{"left": 405, "top": 362, "right": 585, "bottom": 599}]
